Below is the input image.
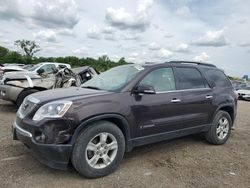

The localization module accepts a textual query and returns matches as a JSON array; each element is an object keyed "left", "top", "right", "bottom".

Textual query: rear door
[{"left": 174, "top": 67, "right": 214, "bottom": 129}]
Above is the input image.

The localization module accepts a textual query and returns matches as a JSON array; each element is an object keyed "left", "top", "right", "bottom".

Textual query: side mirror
[
  {"left": 133, "top": 84, "right": 156, "bottom": 95},
  {"left": 37, "top": 68, "right": 45, "bottom": 75}
]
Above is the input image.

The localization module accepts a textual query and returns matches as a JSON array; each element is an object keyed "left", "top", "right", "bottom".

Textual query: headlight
[{"left": 33, "top": 101, "right": 72, "bottom": 121}]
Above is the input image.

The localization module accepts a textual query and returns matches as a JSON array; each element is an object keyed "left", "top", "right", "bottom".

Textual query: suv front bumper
[{"left": 12, "top": 121, "right": 72, "bottom": 170}]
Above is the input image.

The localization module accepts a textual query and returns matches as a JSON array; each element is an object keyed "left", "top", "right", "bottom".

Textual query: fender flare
[
  {"left": 212, "top": 103, "right": 235, "bottom": 123},
  {"left": 70, "top": 113, "right": 132, "bottom": 150}
]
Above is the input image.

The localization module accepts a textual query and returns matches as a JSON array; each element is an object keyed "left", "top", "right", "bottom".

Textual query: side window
[
  {"left": 140, "top": 68, "right": 176, "bottom": 92},
  {"left": 40, "top": 64, "right": 56, "bottom": 74},
  {"left": 205, "top": 69, "right": 231, "bottom": 87},
  {"left": 176, "top": 67, "right": 206, "bottom": 90}
]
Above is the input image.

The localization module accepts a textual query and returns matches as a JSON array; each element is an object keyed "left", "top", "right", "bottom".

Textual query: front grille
[{"left": 17, "top": 97, "right": 37, "bottom": 119}]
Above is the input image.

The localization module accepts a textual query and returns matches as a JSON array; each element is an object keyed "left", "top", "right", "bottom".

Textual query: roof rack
[{"left": 167, "top": 61, "right": 216, "bottom": 68}]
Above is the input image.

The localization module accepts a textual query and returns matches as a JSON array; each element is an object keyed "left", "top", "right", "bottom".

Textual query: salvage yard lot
[{"left": 0, "top": 100, "right": 249, "bottom": 188}]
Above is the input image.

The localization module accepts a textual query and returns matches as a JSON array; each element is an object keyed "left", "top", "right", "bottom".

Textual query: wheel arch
[
  {"left": 214, "top": 105, "right": 235, "bottom": 124},
  {"left": 70, "top": 114, "right": 132, "bottom": 152}
]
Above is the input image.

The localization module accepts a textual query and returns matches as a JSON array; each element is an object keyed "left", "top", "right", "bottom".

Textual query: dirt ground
[{"left": 0, "top": 100, "right": 249, "bottom": 188}]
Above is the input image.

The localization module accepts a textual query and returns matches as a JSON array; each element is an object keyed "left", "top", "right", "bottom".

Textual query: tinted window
[
  {"left": 140, "top": 68, "right": 176, "bottom": 92},
  {"left": 205, "top": 69, "right": 231, "bottom": 87},
  {"left": 176, "top": 67, "right": 206, "bottom": 90}
]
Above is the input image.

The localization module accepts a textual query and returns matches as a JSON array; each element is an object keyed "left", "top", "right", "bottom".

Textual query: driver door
[{"left": 131, "top": 67, "right": 184, "bottom": 137}]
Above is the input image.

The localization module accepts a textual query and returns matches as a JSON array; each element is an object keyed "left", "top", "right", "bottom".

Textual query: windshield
[
  {"left": 28, "top": 63, "right": 42, "bottom": 71},
  {"left": 23, "top": 64, "right": 34, "bottom": 70},
  {"left": 82, "top": 65, "right": 144, "bottom": 91}
]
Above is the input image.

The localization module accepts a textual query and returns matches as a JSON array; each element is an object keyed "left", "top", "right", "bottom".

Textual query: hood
[
  {"left": 4, "top": 71, "right": 41, "bottom": 80},
  {"left": 237, "top": 89, "right": 250, "bottom": 94},
  {"left": 29, "top": 87, "right": 111, "bottom": 103}
]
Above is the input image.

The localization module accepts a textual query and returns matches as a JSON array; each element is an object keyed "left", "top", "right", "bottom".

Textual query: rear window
[
  {"left": 204, "top": 69, "right": 231, "bottom": 87},
  {"left": 175, "top": 67, "right": 207, "bottom": 90}
]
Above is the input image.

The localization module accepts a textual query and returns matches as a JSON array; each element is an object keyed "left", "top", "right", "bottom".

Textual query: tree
[
  {"left": 118, "top": 57, "right": 126, "bottom": 64},
  {"left": 0, "top": 46, "right": 9, "bottom": 58},
  {"left": 3, "top": 51, "right": 25, "bottom": 64},
  {"left": 14, "top": 40, "right": 40, "bottom": 63}
]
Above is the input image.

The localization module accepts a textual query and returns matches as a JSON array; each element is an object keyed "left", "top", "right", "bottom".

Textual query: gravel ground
[{"left": 0, "top": 100, "right": 249, "bottom": 188}]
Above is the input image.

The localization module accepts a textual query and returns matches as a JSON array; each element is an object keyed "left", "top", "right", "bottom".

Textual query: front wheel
[
  {"left": 205, "top": 110, "right": 232, "bottom": 145},
  {"left": 71, "top": 121, "right": 125, "bottom": 178}
]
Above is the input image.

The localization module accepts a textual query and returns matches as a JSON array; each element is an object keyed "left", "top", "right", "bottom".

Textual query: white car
[
  {"left": 0, "top": 62, "right": 71, "bottom": 79},
  {"left": 26, "top": 62, "right": 71, "bottom": 74},
  {"left": 237, "top": 87, "right": 250, "bottom": 101}
]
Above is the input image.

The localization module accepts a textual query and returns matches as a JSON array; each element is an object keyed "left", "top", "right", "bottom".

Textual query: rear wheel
[
  {"left": 71, "top": 121, "right": 125, "bottom": 178},
  {"left": 205, "top": 110, "right": 232, "bottom": 145},
  {"left": 16, "top": 89, "right": 38, "bottom": 108}
]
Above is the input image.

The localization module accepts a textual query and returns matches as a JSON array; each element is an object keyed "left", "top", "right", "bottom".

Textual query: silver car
[{"left": 0, "top": 66, "right": 98, "bottom": 107}]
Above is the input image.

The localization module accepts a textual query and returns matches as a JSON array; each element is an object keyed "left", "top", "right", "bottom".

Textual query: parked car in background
[
  {"left": 0, "top": 65, "right": 97, "bottom": 107},
  {"left": 26, "top": 62, "right": 71, "bottom": 74},
  {"left": 0, "top": 62, "right": 71, "bottom": 80},
  {"left": 3, "top": 63, "right": 25, "bottom": 67},
  {"left": 237, "top": 86, "right": 250, "bottom": 101},
  {"left": 0, "top": 65, "right": 25, "bottom": 79},
  {"left": 12, "top": 61, "right": 237, "bottom": 178}
]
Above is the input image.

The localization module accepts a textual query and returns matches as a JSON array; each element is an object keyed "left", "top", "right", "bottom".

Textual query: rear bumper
[
  {"left": 0, "top": 84, "right": 23, "bottom": 101},
  {"left": 12, "top": 121, "right": 72, "bottom": 170}
]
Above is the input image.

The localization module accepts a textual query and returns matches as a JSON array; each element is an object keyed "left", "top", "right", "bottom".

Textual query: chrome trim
[
  {"left": 13, "top": 122, "right": 32, "bottom": 138},
  {"left": 27, "top": 95, "right": 40, "bottom": 104},
  {"left": 205, "top": 95, "right": 213, "bottom": 99},
  {"left": 156, "top": 88, "right": 211, "bottom": 94},
  {"left": 171, "top": 98, "right": 181, "bottom": 103}
]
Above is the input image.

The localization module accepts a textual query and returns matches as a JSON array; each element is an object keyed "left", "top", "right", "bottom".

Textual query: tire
[
  {"left": 205, "top": 110, "right": 232, "bottom": 145},
  {"left": 71, "top": 121, "right": 125, "bottom": 178},
  {"left": 16, "top": 89, "right": 38, "bottom": 108}
]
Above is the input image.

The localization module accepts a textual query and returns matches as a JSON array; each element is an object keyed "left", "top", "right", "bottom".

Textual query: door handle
[
  {"left": 206, "top": 95, "right": 213, "bottom": 99},
  {"left": 171, "top": 98, "right": 181, "bottom": 103}
]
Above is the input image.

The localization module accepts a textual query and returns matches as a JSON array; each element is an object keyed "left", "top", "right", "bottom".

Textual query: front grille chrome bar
[{"left": 13, "top": 122, "right": 32, "bottom": 138}]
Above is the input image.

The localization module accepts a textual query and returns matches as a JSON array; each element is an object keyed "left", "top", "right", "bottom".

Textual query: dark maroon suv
[{"left": 12, "top": 61, "right": 238, "bottom": 178}]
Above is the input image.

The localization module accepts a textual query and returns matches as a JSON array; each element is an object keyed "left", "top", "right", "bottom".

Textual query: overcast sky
[{"left": 0, "top": 0, "right": 249, "bottom": 77}]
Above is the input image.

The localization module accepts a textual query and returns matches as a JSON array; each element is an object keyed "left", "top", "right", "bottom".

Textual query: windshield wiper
[{"left": 82, "top": 86, "right": 101, "bottom": 90}]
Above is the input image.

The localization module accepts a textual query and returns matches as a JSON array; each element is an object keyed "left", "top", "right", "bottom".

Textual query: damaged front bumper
[{"left": 12, "top": 121, "right": 73, "bottom": 170}]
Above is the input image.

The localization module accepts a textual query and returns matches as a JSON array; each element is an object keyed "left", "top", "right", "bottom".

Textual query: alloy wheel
[{"left": 85, "top": 132, "right": 118, "bottom": 169}]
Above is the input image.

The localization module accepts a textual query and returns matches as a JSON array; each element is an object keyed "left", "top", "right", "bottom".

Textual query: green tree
[
  {"left": 0, "top": 46, "right": 9, "bottom": 64},
  {"left": 0, "top": 46, "right": 9, "bottom": 58},
  {"left": 14, "top": 40, "right": 40, "bottom": 63},
  {"left": 3, "top": 51, "right": 25, "bottom": 64},
  {"left": 118, "top": 57, "right": 126, "bottom": 64}
]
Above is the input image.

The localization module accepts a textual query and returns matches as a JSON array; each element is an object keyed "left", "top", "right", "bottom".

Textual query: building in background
[{"left": 242, "top": 75, "right": 249, "bottom": 81}]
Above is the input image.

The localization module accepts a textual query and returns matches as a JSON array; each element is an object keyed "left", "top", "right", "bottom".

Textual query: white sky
[{"left": 0, "top": 0, "right": 249, "bottom": 77}]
